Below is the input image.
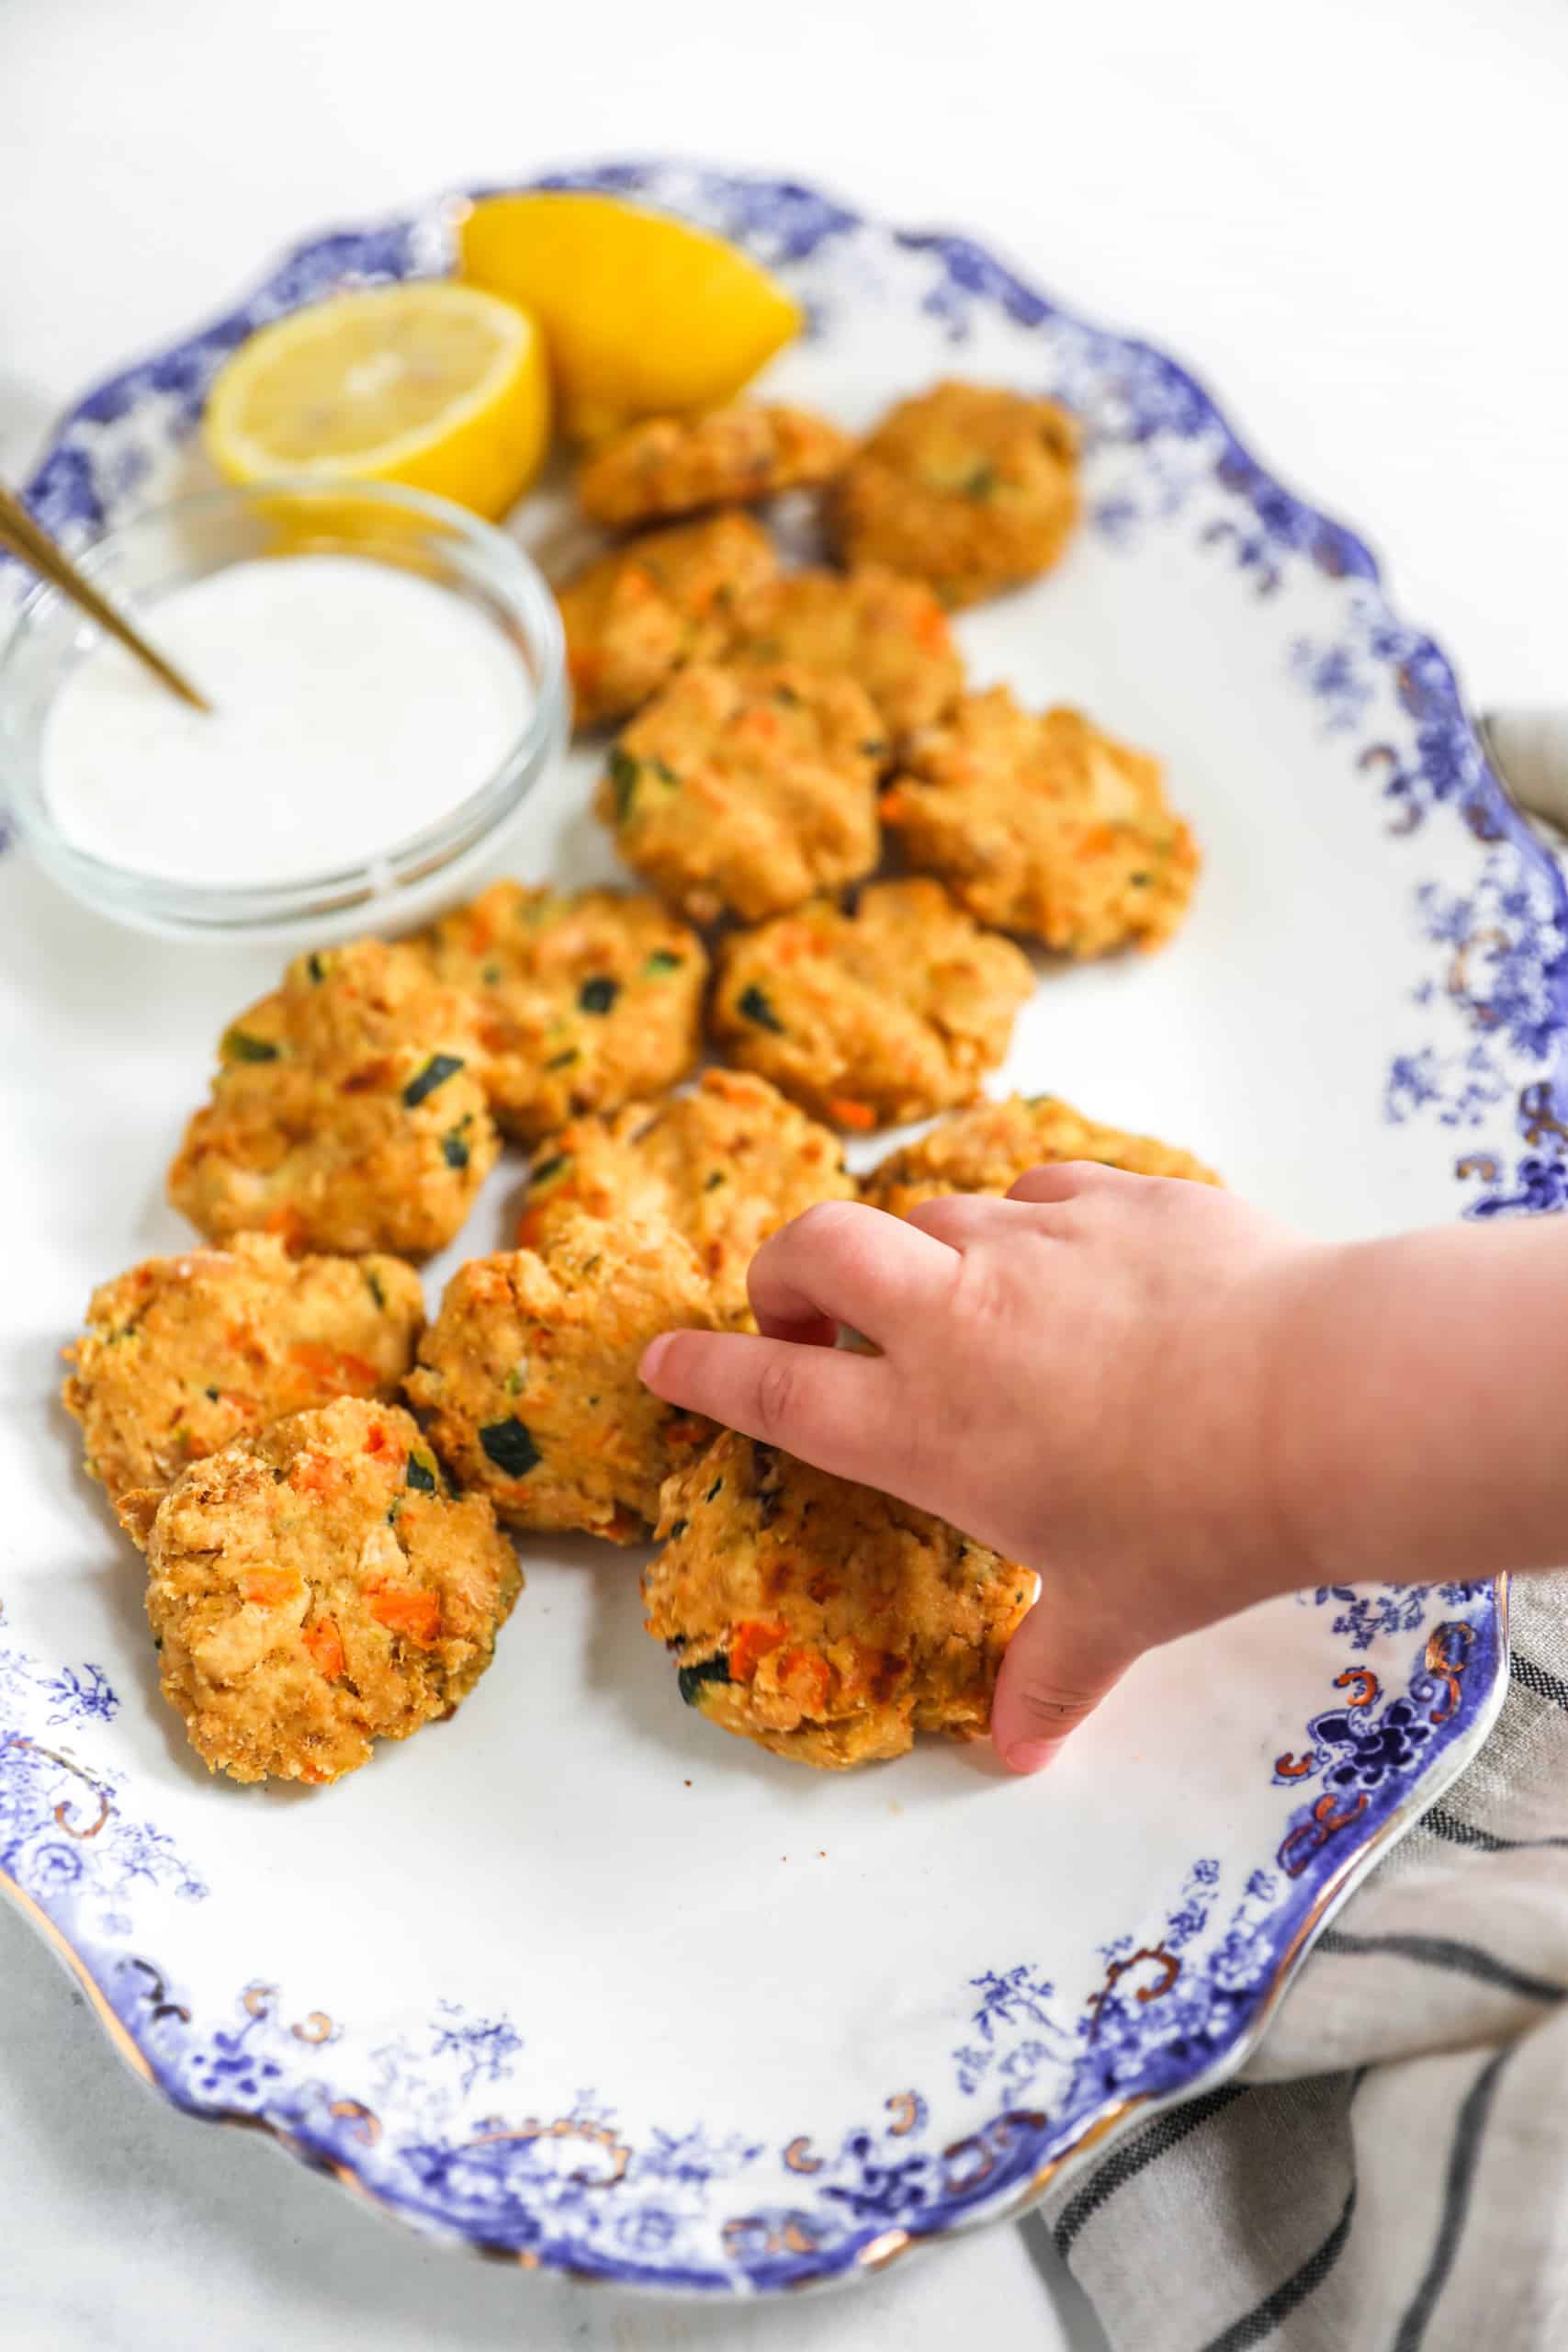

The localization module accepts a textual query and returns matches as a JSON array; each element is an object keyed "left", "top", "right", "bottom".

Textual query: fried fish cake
[
  {"left": 644, "top": 1430, "right": 1034, "bottom": 1769},
  {"left": 121, "top": 1398, "right": 520, "bottom": 1787},
  {"left": 167, "top": 939, "right": 499, "bottom": 1261},
  {"left": 829, "top": 380, "right": 1080, "bottom": 606},
  {"left": 598, "top": 661, "right": 885, "bottom": 925},
  {"left": 882, "top": 687, "right": 1198, "bottom": 957},
  {"left": 516, "top": 1070, "right": 855, "bottom": 1327},
  {"left": 404, "top": 1214, "right": 717, "bottom": 1542},
  {"left": 576, "top": 402, "right": 852, "bottom": 526},
  {"left": 558, "top": 510, "right": 777, "bottom": 729},
  {"left": 62, "top": 1233, "right": 424, "bottom": 1504},
  {"left": 416, "top": 881, "right": 706, "bottom": 1140},
  {"left": 710, "top": 880, "right": 1034, "bottom": 1130},
  {"left": 860, "top": 1093, "right": 1221, "bottom": 1218},
  {"left": 726, "top": 563, "right": 964, "bottom": 737}
]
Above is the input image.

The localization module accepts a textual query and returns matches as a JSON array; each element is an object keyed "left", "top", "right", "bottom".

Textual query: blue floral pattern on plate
[
  {"left": 0, "top": 1581, "right": 1505, "bottom": 2289},
  {"left": 0, "top": 159, "right": 1538, "bottom": 2291}
]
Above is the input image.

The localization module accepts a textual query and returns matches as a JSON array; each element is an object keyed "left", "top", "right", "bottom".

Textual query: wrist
[
  {"left": 1121, "top": 1238, "right": 1338, "bottom": 1645},
  {"left": 1255, "top": 1224, "right": 1562, "bottom": 1591},
  {"left": 1242, "top": 1239, "right": 1356, "bottom": 1599},
  {"left": 1222, "top": 1232, "right": 1354, "bottom": 1599}
]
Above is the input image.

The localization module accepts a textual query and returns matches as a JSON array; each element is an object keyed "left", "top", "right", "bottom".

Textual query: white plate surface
[{"left": 1, "top": 162, "right": 1540, "bottom": 2293}]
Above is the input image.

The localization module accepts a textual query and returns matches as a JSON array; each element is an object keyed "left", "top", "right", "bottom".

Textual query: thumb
[{"left": 992, "top": 1590, "right": 1131, "bottom": 1774}]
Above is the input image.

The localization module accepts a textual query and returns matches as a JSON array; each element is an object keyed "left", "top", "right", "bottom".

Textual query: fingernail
[
  {"left": 639, "top": 1335, "right": 671, "bottom": 1384},
  {"left": 1004, "top": 1739, "right": 1056, "bottom": 1775}
]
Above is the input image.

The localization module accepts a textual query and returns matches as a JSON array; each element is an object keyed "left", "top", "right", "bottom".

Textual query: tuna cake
[
  {"left": 516, "top": 1069, "right": 856, "bottom": 1328},
  {"left": 882, "top": 686, "right": 1198, "bottom": 957},
  {"left": 710, "top": 879, "right": 1034, "bottom": 1130},
  {"left": 416, "top": 880, "right": 705, "bottom": 1140},
  {"left": 405, "top": 1213, "right": 718, "bottom": 1543},
  {"left": 575, "top": 401, "right": 852, "bottom": 527},
  {"left": 598, "top": 660, "right": 886, "bottom": 925},
  {"left": 725, "top": 562, "right": 964, "bottom": 738},
  {"left": 860, "top": 1093, "right": 1222, "bottom": 1219},
  {"left": 644, "top": 1430, "right": 1034, "bottom": 1769},
  {"left": 829, "top": 379, "right": 1080, "bottom": 606},
  {"left": 558, "top": 510, "right": 777, "bottom": 729},
  {"left": 168, "top": 937, "right": 498, "bottom": 1261},
  {"left": 62, "top": 1232, "right": 423, "bottom": 1503},
  {"left": 120, "top": 1397, "right": 520, "bottom": 1787}
]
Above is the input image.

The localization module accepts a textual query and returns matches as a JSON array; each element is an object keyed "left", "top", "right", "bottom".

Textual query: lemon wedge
[
  {"left": 458, "top": 192, "right": 801, "bottom": 444},
  {"left": 203, "top": 282, "right": 551, "bottom": 517}
]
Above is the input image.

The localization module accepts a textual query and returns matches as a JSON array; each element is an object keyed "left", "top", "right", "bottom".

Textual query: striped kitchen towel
[{"left": 1038, "top": 1569, "right": 1568, "bottom": 2351}]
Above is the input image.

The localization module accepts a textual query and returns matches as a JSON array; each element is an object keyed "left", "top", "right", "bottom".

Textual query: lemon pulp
[{"left": 203, "top": 281, "right": 551, "bottom": 518}]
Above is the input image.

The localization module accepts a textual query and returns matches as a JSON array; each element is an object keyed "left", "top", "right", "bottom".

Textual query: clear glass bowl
[{"left": 0, "top": 481, "right": 567, "bottom": 943}]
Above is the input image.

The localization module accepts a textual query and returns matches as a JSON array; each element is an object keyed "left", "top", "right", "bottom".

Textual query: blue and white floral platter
[{"left": 0, "top": 161, "right": 1549, "bottom": 2295}]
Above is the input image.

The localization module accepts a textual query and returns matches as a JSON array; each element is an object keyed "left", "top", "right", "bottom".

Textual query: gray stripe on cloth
[
  {"left": 1035, "top": 1573, "right": 1568, "bottom": 2349},
  {"left": 1510, "top": 1652, "right": 1568, "bottom": 1713},
  {"left": 1423, "top": 1806, "right": 1568, "bottom": 1856},
  {"left": 1198, "top": 2181, "right": 1359, "bottom": 2352},
  {"left": 1314, "top": 1927, "right": 1566, "bottom": 2005},
  {"left": 1051, "top": 2086, "right": 1248, "bottom": 2257},
  {"left": 1389, "top": 2046, "right": 1515, "bottom": 2351}
]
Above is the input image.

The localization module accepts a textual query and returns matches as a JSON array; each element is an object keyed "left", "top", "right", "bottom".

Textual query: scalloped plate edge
[{"left": 2, "top": 158, "right": 1534, "bottom": 2295}]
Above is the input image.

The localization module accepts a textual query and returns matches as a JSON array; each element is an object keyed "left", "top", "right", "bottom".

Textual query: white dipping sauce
[{"left": 43, "top": 554, "right": 535, "bottom": 887}]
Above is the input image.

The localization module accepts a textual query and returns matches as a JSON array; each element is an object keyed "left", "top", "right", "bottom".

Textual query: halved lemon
[
  {"left": 458, "top": 192, "right": 801, "bottom": 444},
  {"left": 203, "top": 282, "right": 551, "bottom": 518}
]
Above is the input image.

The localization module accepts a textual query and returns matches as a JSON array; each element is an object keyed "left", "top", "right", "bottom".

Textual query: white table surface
[{"left": 3, "top": 1, "right": 1564, "bottom": 2343}]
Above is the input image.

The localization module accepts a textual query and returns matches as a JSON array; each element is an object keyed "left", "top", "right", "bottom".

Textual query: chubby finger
[
  {"left": 746, "top": 1199, "right": 957, "bottom": 1347},
  {"left": 991, "top": 1591, "right": 1131, "bottom": 1773},
  {"left": 640, "top": 1326, "right": 903, "bottom": 1487},
  {"left": 1007, "top": 1159, "right": 1134, "bottom": 1204},
  {"left": 903, "top": 1193, "right": 1034, "bottom": 1248},
  {"left": 753, "top": 1306, "right": 840, "bottom": 1350}
]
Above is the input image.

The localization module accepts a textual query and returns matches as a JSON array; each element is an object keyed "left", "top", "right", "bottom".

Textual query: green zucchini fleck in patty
[
  {"left": 677, "top": 1653, "right": 732, "bottom": 1706},
  {"left": 479, "top": 1417, "right": 542, "bottom": 1479},
  {"left": 403, "top": 1052, "right": 466, "bottom": 1109}
]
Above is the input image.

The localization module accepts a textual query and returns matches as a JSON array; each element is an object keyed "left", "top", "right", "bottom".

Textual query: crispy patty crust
[
  {"left": 417, "top": 881, "right": 706, "bottom": 1140},
  {"left": 516, "top": 1069, "right": 855, "bottom": 1327},
  {"left": 123, "top": 1398, "right": 519, "bottom": 1786},
  {"left": 558, "top": 511, "right": 777, "bottom": 729},
  {"left": 576, "top": 402, "right": 852, "bottom": 526},
  {"left": 726, "top": 563, "right": 964, "bottom": 737},
  {"left": 168, "top": 938, "right": 498, "bottom": 1260},
  {"left": 405, "top": 1214, "right": 718, "bottom": 1542},
  {"left": 829, "top": 380, "right": 1079, "bottom": 606},
  {"left": 710, "top": 879, "right": 1034, "bottom": 1129},
  {"left": 883, "top": 687, "right": 1198, "bottom": 956},
  {"left": 62, "top": 1232, "right": 423, "bottom": 1503},
  {"left": 860, "top": 1092, "right": 1221, "bottom": 1217},
  {"left": 644, "top": 1430, "right": 1034, "bottom": 1768},
  {"left": 598, "top": 662, "right": 885, "bottom": 924}
]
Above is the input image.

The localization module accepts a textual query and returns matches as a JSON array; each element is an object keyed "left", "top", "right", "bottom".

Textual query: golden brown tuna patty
[
  {"left": 860, "top": 1092, "right": 1221, "bottom": 1218},
  {"left": 575, "top": 402, "right": 852, "bottom": 526},
  {"left": 726, "top": 563, "right": 964, "bottom": 738},
  {"left": 882, "top": 686, "right": 1198, "bottom": 957},
  {"left": 168, "top": 937, "right": 498, "bottom": 1261},
  {"left": 829, "top": 380, "right": 1080, "bottom": 606},
  {"left": 558, "top": 510, "right": 777, "bottom": 729},
  {"left": 416, "top": 881, "right": 706, "bottom": 1140},
  {"left": 405, "top": 1213, "right": 718, "bottom": 1542},
  {"left": 644, "top": 1430, "right": 1034, "bottom": 1769},
  {"left": 123, "top": 1397, "right": 519, "bottom": 1787},
  {"left": 516, "top": 1069, "right": 855, "bottom": 1327},
  {"left": 710, "top": 879, "right": 1034, "bottom": 1130},
  {"left": 62, "top": 1232, "right": 424, "bottom": 1503},
  {"left": 598, "top": 661, "right": 886, "bottom": 925}
]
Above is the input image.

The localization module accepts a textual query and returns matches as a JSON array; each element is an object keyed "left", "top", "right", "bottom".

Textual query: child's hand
[{"left": 640, "top": 1166, "right": 1322, "bottom": 1772}]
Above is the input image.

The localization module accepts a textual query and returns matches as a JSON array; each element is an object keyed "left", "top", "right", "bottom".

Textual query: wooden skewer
[{"left": 0, "top": 483, "right": 212, "bottom": 713}]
